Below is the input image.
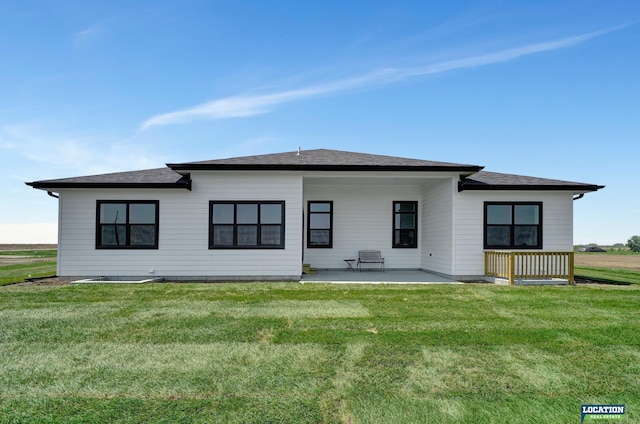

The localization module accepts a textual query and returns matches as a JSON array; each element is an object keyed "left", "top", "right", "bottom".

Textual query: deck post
[
  {"left": 509, "top": 252, "right": 515, "bottom": 285},
  {"left": 569, "top": 252, "right": 575, "bottom": 285}
]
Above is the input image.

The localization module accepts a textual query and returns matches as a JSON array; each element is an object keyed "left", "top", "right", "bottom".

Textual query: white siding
[
  {"left": 303, "top": 183, "right": 421, "bottom": 269},
  {"left": 57, "top": 172, "right": 303, "bottom": 279},
  {"left": 453, "top": 191, "right": 574, "bottom": 277},
  {"left": 420, "top": 178, "right": 455, "bottom": 275}
]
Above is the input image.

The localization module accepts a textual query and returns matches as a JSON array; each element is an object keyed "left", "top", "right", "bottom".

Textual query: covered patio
[{"left": 300, "top": 270, "right": 464, "bottom": 284}]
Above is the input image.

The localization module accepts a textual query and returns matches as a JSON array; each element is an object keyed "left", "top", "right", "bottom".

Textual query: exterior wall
[
  {"left": 53, "top": 166, "right": 576, "bottom": 281},
  {"left": 420, "top": 178, "right": 455, "bottom": 275},
  {"left": 303, "top": 183, "right": 421, "bottom": 269},
  {"left": 56, "top": 172, "right": 303, "bottom": 280},
  {"left": 453, "top": 191, "right": 574, "bottom": 278}
]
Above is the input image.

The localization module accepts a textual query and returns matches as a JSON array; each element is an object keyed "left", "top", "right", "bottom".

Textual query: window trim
[
  {"left": 484, "top": 201, "right": 543, "bottom": 249},
  {"left": 96, "top": 200, "right": 159, "bottom": 249},
  {"left": 307, "top": 201, "right": 333, "bottom": 249},
  {"left": 209, "top": 201, "right": 285, "bottom": 249},
  {"left": 392, "top": 201, "right": 418, "bottom": 249}
]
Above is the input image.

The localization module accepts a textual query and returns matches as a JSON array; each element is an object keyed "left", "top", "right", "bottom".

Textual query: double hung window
[
  {"left": 393, "top": 201, "right": 418, "bottom": 248},
  {"left": 210, "top": 201, "right": 285, "bottom": 249},
  {"left": 484, "top": 202, "right": 542, "bottom": 249},
  {"left": 96, "top": 201, "right": 159, "bottom": 249},
  {"left": 307, "top": 201, "right": 333, "bottom": 248}
]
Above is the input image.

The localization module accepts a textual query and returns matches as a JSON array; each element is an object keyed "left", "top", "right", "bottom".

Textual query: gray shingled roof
[
  {"left": 167, "top": 149, "right": 484, "bottom": 172},
  {"left": 27, "top": 168, "right": 191, "bottom": 190},
  {"left": 460, "top": 171, "right": 604, "bottom": 192},
  {"left": 26, "top": 150, "right": 603, "bottom": 193}
]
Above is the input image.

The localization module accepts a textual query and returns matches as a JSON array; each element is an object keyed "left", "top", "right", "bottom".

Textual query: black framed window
[
  {"left": 393, "top": 201, "right": 418, "bottom": 248},
  {"left": 307, "top": 201, "right": 333, "bottom": 248},
  {"left": 209, "top": 201, "right": 285, "bottom": 249},
  {"left": 484, "top": 202, "right": 542, "bottom": 249},
  {"left": 96, "top": 200, "right": 159, "bottom": 249}
]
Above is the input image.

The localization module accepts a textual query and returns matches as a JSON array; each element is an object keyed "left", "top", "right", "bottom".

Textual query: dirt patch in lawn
[
  {"left": 12, "top": 277, "right": 69, "bottom": 286},
  {"left": 575, "top": 254, "right": 640, "bottom": 271}
]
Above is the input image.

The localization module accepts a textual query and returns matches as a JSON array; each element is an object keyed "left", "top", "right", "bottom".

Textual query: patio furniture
[
  {"left": 357, "top": 250, "right": 385, "bottom": 272},
  {"left": 344, "top": 259, "right": 356, "bottom": 272}
]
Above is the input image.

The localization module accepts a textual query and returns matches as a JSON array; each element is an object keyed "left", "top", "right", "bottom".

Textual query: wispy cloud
[
  {"left": 140, "top": 26, "right": 621, "bottom": 131},
  {"left": 1, "top": 125, "right": 161, "bottom": 177},
  {"left": 74, "top": 23, "right": 104, "bottom": 47}
]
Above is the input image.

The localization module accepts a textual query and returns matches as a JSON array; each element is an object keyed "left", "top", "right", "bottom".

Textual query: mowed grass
[
  {"left": 0, "top": 249, "right": 57, "bottom": 258},
  {"left": 0, "top": 283, "right": 639, "bottom": 423},
  {"left": 575, "top": 252, "right": 640, "bottom": 284},
  {"left": 0, "top": 249, "right": 57, "bottom": 286},
  {"left": 575, "top": 266, "right": 640, "bottom": 284},
  {"left": 0, "top": 261, "right": 57, "bottom": 286}
]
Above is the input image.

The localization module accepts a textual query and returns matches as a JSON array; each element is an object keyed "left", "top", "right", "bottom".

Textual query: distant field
[
  {"left": 575, "top": 252, "right": 640, "bottom": 284},
  {"left": 0, "top": 248, "right": 57, "bottom": 286},
  {"left": 575, "top": 253, "right": 640, "bottom": 271},
  {"left": 0, "top": 244, "right": 57, "bottom": 251}
]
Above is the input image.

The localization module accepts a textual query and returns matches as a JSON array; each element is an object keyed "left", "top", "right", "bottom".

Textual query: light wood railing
[{"left": 485, "top": 251, "right": 574, "bottom": 285}]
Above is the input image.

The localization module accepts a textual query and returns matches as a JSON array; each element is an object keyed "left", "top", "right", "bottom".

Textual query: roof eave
[
  {"left": 167, "top": 163, "right": 485, "bottom": 173},
  {"left": 458, "top": 182, "right": 605, "bottom": 193},
  {"left": 26, "top": 181, "right": 193, "bottom": 191}
]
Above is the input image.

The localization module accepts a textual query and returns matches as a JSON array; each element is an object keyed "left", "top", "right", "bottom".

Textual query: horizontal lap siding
[
  {"left": 453, "top": 191, "right": 574, "bottom": 276},
  {"left": 57, "top": 172, "right": 302, "bottom": 278},
  {"left": 420, "top": 179, "right": 454, "bottom": 275},
  {"left": 303, "top": 184, "right": 421, "bottom": 269}
]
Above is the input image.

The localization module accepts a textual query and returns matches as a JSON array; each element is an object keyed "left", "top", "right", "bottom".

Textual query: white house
[{"left": 27, "top": 149, "right": 603, "bottom": 282}]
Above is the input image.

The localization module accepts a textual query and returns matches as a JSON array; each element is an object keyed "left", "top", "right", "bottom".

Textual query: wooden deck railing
[{"left": 485, "top": 251, "right": 574, "bottom": 285}]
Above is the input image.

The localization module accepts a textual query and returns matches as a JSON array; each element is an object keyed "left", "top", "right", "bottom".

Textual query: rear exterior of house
[{"left": 27, "top": 149, "right": 603, "bottom": 282}]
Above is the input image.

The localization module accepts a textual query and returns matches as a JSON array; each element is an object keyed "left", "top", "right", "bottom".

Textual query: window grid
[
  {"left": 209, "top": 201, "right": 285, "bottom": 249},
  {"left": 96, "top": 200, "right": 159, "bottom": 249},
  {"left": 393, "top": 201, "right": 418, "bottom": 248},
  {"left": 484, "top": 202, "right": 543, "bottom": 249},
  {"left": 307, "top": 201, "right": 333, "bottom": 248}
]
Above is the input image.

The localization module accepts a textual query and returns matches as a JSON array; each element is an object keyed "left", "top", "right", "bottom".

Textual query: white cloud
[
  {"left": 140, "top": 26, "right": 620, "bottom": 130},
  {"left": 74, "top": 23, "right": 103, "bottom": 47},
  {"left": 1, "top": 125, "right": 161, "bottom": 177}
]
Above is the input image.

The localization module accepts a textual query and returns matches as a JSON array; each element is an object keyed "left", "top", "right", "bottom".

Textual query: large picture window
[
  {"left": 209, "top": 201, "right": 285, "bottom": 249},
  {"left": 96, "top": 200, "right": 159, "bottom": 249},
  {"left": 393, "top": 201, "right": 418, "bottom": 248},
  {"left": 484, "top": 202, "right": 542, "bottom": 249},
  {"left": 307, "top": 201, "right": 333, "bottom": 248}
]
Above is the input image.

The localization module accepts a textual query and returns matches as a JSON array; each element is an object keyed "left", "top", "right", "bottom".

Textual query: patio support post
[
  {"left": 509, "top": 252, "right": 515, "bottom": 286},
  {"left": 569, "top": 252, "right": 575, "bottom": 285}
]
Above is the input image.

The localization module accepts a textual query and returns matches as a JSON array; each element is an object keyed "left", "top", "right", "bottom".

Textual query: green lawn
[
  {"left": 0, "top": 249, "right": 57, "bottom": 258},
  {"left": 575, "top": 266, "right": 640, "bottom": 284},
  {"left": 0, "top": 283, "right": 638, "bottom": 423},
  {"left": 0, "top": 249, "right": 57, "bottom": 286},
  {"left": 0, "top": 261, "right": 57, "bottom": 286}
]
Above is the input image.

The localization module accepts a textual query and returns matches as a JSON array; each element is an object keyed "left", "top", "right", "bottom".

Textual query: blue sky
[{"left": 1, "top": 0, "right": 638, "bottom": 244}]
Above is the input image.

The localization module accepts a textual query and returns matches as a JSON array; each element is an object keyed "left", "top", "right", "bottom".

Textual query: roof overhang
[
  {"left": 458, "top": 181, "right": 605, "bottom": 193},
  {"left": 26, "top": 175, "right": 192, "bottom": 191},
  {"left": 167, "top": 163, "right": 484, "bottom": 173}
]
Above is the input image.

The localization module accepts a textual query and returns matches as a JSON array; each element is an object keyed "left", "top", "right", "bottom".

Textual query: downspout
[
  {"left": 47, "top": 191, "right": 59, "bottom": 199},
  {"left": 573, "top": 193, "right": 584, "bottom": 201}
]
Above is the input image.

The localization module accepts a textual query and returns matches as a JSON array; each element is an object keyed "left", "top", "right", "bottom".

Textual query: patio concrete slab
[{"left": 300, "top": 270, "right": 464, "bottom": 284}]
